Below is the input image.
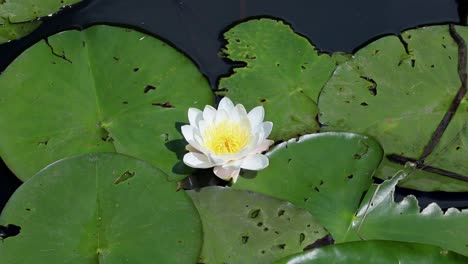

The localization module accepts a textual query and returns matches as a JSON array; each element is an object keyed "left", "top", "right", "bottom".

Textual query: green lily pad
[
  {"left": 218, "top": 18, "right": 337, "bottom": 140},
  {"left": 0, "top": 25, "right": 214, "bottom": 181},
  {"left": 274, "top": 241, "right": 468, "bottom": 264},
  {"left": 188, "top": 187, "right": 329, "bottom": 264},
  {"left": 0, "top": 0, "right": 82, "bottom": 43},
  {"left": 0, "top": 153, "right": 202, "bottom": 263},
  {"left": 348, "top": 171, "right": 468, "bottom": 256},
  {"left": 233, "top": 132, "right": 383, "bottom": 242},
  {"left": 0, "top": 0, "right": 81, "bottom": 23},
  {"left": 0, "top": 17, "right": 41, "bottom": 43},
  {"left": 318, "top": 24, "right": 468, "bottom": 191}
]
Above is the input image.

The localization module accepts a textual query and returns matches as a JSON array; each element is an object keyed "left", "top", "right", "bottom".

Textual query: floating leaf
[
  {"left": 319, "top": 24, "right": 468, "bottom": 191},
  {"left": 348, "top": 171, "right": 468, "bottom": 256},
  {"left": 188, "top": 187, "right": 330, "bottom": 264},
  {"left": 0, "top": 17, "right": 40, "bottom": 43},
  {"left": 0, "top": 0, "right": 81, "bottom": 23},
  {"left": 274, "top": 241, "right": 468, "bottom": 264},
  {"left": 0, "top": 153, "right": 202, "bottom": 263},
  {"left": 0, "top": 0, "right": 83, "bottom": 43},
  {"left": 0, "top": 25, "right": 214, "bottom": 181},
  {"left": 218, "top": 18, "right": 337, "bottom": 140},
  {"left": 233, "top": 132, "right": 383, "bottom": 242}
]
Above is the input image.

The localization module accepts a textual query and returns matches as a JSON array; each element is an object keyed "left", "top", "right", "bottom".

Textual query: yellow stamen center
[{"left": 203, "top": 120, "right": 251, "bottom": 154}]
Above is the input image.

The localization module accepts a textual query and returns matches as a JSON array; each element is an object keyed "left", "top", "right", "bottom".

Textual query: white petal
[
  {"left": 240, "top": 154, "right": 269, "bottom": 170},
  {"left": 203, "top": 105, "right": 217, "bottom": 123},
  {"left": 183, "top": 152, "right": 213, "bottom": 168},
  {"left": 185, "top": 144, "right": 200, "bottom": 153},
  {"left": 198, "top": 120, "right": 208, "bottom": 137},
  {"left": 261, "top": 121, "right": 273, "bottom": 139},
  {"left": 230, "top": 104, "right": 247, "bottom": 122},
  {"left": 218, "top": 97, "right": 235, "bottom": 112},
  {"left": 188, "top": 108, "right": 202, "bottom": 127},
  {"left": 248, "top": 106, "right": 265, "bottom": 128},
  {"left": 253, "top": 139, "right": 274, "bottom": 153},
  {"left": 215, "top": 109, "right": 229, "bottom": 124},
  {"left": 207, "top": 153, "right": 224, "bottom": 166},
  {"left": 181, "top": 125, "right": 195, "bottom": 142},
  {"left": 182, "top": 125, "right": 207, "bottom": 153},
  {"left": 213, "top": 165, "right": 241, "bottom": 182}
]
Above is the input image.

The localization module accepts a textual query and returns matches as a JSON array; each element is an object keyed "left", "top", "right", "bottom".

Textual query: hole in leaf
[
  {"left": 152, "top": 102, "right": 175, "bottom": 108},
  {"left": 122, "top": 101, "right": 128, "bottom": 104},
  {"left": 347, "top": 174, "right": 354, "bottom": 180},
  {"left": 411, "top": 59, "right": 416, "bottom": 68},
  {"left": 360, "top": 102, "right": 368, "bottom": 106},
  {"left": 276, "top": 244, "right": 286, "bottom": 250},
  {"left": 277, "top": 210, "right": 285, "bottom": 217},
  {"left": 133, "top": 68, "right": 140, "bottom": 72},
  {"left": 303, "top": 234, "right": 335, "bottom": 251},
  {"left": 257, "top": 222, "right": 263, "bottom": 227},
  {"left": 113, "top": 56, "right": 120, "bottom": 61},
  {"left": 144, "top": 85, "right": 156, "bottom": 93},
  {"left": 249, "top": 209, "right": 261, "bottom": 219},
  {"left": 114, "top": 170, "right": 136, "bottom": 184},
  {"left": 263, "top": 227, "right": 269, "bottom": 232},
  {"left": 0, "top": 224, "right": 21, "bottom": 240},
  {"left": 38, "top": 139, "right": 49, "bottom": 146},
  {"left": 299, "top": 233, "right": 306, "bottom": 244},
  {"left": 259, "top": 98, "right": 267, "bottom": 103},
  {"left": 241, "top": 235, "right": 249, "bottom": 244}
]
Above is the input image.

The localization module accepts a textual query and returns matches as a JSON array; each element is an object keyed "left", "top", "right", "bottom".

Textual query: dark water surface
[{"left": 0, "top": 0, "right": 464, "bottom": 210}]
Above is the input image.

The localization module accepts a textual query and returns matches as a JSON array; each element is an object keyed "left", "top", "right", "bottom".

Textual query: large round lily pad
[
  {"left": 218, "top": 18, "right": 337, "bottom": 140},
  {"left": 0, "top": 25, "right": 213, "bottom": 181},
  {"left": 0, "top": 153, "right": 202, "bottom": 263},
  {"left": 274, "top": 241, "right": 468, "bottom": 264},
  {"left": 188, "top": 187, "right": 329, "bottom": 263},
  {"left": 233, "top": 132, "right": 383, "bottom": 242},
  {"left": 318, "top": 25, "right": 468, "bottom": 191}
]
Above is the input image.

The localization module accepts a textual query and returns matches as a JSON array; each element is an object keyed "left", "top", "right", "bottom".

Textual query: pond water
[{"left": 0, "top": 0, "right": 465, "bottom": 210}]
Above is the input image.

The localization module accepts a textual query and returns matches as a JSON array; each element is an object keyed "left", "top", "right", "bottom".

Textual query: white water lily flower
[{"left": 181, "top": 97, "right": 274, "bottom": 183}]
